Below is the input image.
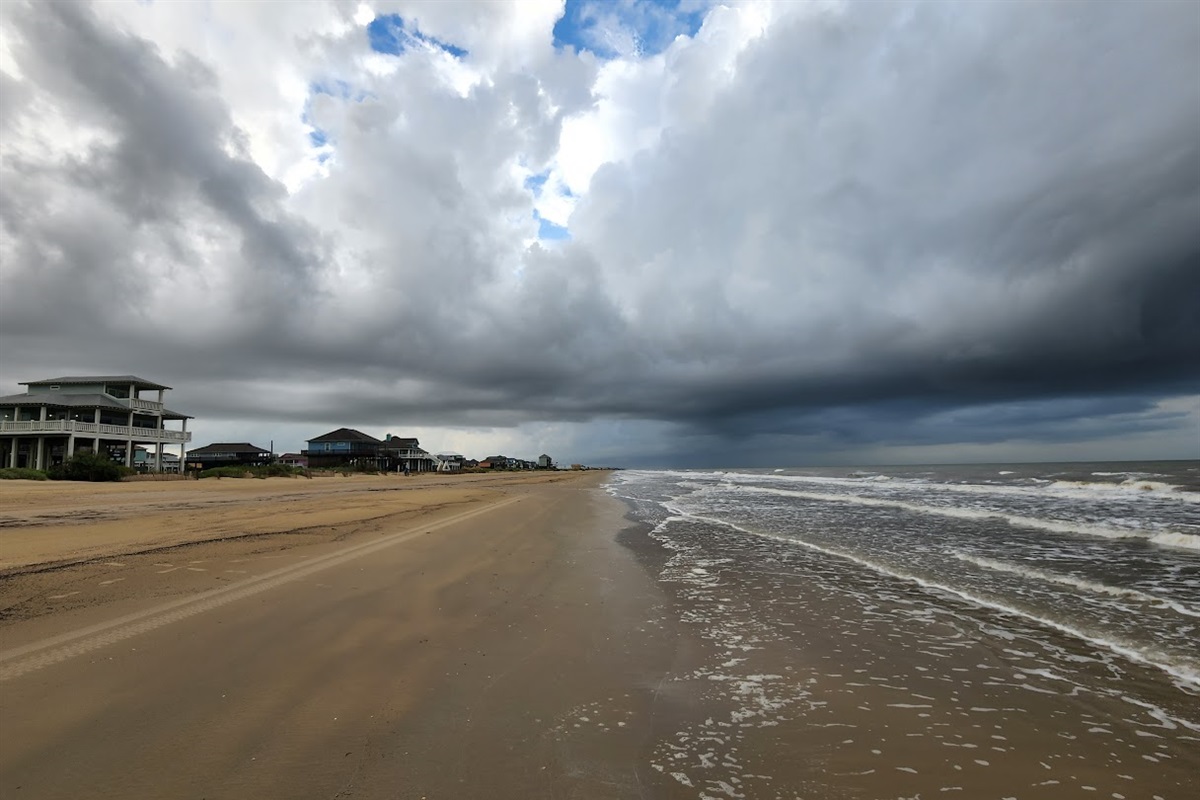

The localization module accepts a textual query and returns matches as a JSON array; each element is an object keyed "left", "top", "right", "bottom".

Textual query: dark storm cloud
[
  {"left": 563, "top": 1, "right": 1200, "bottom": 440},
  {"left": 0, "top": 0, "right": 1196, "bottom": 460}
]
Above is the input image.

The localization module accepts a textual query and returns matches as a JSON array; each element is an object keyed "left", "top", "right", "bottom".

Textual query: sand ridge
[{"left": 0, "top": 471, "right": 580, "bottom": 573}]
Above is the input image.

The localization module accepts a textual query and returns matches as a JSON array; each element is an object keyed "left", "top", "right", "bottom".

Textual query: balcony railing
[
  {"left": 301, "top": 448, "right": 435, "bottom": 459},
  {"left": 0, "top": 420, "right": 191, "bottom": 442},
  {"left": 128, "top": 397, "right": 164, "bottom": 413}
]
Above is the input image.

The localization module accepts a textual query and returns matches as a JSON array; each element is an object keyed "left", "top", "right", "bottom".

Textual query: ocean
[{"left": 606, "top": 460, "right": 1200, "bottom": 797}]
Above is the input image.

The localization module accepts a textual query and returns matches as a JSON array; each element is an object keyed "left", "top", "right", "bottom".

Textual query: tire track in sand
[{"left": 0, "top": 496, "right": 522, "bottom": 682}]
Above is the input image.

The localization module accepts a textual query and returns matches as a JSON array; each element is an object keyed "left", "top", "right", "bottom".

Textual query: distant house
[
  {"left": 537, "top": 454, "right": 553, "bottom": 469},
  {"left": 435, "top": 453, "right": 464, "bottom": 473},
  {"left": 186, "top": 442, "right": 272, "bottom": 471},
  {"left": 303, "top": 428, "right": 383, "bottom": 469},
  {"left": 477, "top": 460, "right": 494, "bottom": 470},
  {"left": 482, "top": 455, "right": 508, "bottom": 470},
  {"left": 133, "top": 447, "right": 181, "bottom": 473},
  {"left": 380, "top": 434, "right": 436, "bottom": 473},
  {"left": 300, "top": 429, "right": 436, "bottom": 471},
  {"left": 278, "top": 452, "right": 307, "bottom": 468}
]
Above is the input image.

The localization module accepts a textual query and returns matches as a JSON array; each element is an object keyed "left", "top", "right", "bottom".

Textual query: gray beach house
[{"left": 0, "top": 375, "right": 192, "bottom": 471}]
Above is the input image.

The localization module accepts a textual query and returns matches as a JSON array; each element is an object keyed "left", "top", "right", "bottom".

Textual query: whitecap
[{"left": 951, "top": 552, "right": 1200, "bottom": 617}]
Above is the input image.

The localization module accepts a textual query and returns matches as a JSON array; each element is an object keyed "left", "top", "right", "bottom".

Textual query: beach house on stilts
[{"left": 0, "top": 376, "right": 192, "bottom": 471}]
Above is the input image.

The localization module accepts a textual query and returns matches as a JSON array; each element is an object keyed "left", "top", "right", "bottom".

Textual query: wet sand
[
  {"left": 1, "top": 473, "right": 1197, "bottom": 798},
  {"left": 630, "top": 509, "right": 1200, "bottom": 799}
]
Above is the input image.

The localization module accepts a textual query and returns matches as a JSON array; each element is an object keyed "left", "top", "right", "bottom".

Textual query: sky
[{"left": 0, "top": 0, "right": 1197, "bottom": 468}]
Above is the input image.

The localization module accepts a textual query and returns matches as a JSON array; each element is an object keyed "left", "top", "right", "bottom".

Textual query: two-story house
[
  {"left": 301, "top": 429, "right": 438, "bottom": 472},
  {"left": 380, "top": 435, "right": 437, "bottom": 473},
  {"left": 0, "top": 375, "right": 192, "bottom": 471},
  {"left": 185, "top": 442, "right": 273, "bottom": 471},
  {"left": 302, "top": 428, "right": 384, "bottom": 469}
]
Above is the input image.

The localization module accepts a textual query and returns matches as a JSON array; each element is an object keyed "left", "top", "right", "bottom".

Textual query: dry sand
[
  {"left": 0, "top": 470, "right": 692, "bottom": 799},
  {"left": 0, "top": 471, "right": 577, "bottom": 573}
]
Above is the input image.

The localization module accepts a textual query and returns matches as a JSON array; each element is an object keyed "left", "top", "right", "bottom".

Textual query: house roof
[
  {"left": 381, "top": 437, "right": 421, "bottom": 449},
  {"left": 186, "top": 442, "right": 270, "bottom": 456},
  {"left": 21, "top": 375, "right": 172, "bottom": 391},
  {"left": 306, "top": 427, "right": 382, "bottom": 445},
  {"left": 0, "top": 392, "right": 192, "bottom": 419}
]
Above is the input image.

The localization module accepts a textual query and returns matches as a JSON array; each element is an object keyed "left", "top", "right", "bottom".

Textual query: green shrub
[
  {"left": 261, "top": 463, "right": 303, "bottom": 477},
  {"left": 0, "top": 467, "right": 48, "bottom": 480},
  {"left": 47, "top": 452, "right": 125, "bottom": 482},
  {"left": 198, "top": 464, "right": 307, "bottom": 479},
  {"left": 198, "top": 466, "right": 248, "bottom": 479}
]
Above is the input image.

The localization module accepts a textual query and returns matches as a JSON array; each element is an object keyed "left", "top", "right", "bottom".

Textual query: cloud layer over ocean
[{"left": 1, "top": 1, "right": 1197, "bottom": 465}]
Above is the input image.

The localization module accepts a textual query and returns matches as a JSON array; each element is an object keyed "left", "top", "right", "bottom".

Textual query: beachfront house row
[
  {"left": 185, "top": 442, "right": 273, "bottom": 471},
  {"left": 0, "top": 375, "right": 192, "bottom": 471},
  {"left": 480, "top": 455, "right": 538, "bottom": 470}
]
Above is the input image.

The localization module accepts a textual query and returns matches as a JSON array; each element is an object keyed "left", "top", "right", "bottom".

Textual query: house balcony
[
  {"left": 127, "top": 397, "right": 164, "bottom": 413},
  {"left": 0, "top": 420, "right": 191, "bottom": 443},
  {"left": 385, "top": 449, "right": 434, "bottom": 460}
]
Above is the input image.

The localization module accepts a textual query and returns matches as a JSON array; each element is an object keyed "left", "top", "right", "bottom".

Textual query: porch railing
[
  {"left": 0, "top": 420, "right": 190, "bottom": 442},
  {"left": 128, "top": 397, "right": 164, "bottom": 413}
]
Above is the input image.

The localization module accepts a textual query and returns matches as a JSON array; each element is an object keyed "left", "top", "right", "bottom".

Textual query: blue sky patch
[
  {"left": 536, "top": 214, "right": 571, "bottom": 241},
  {"left": 311, "top": 79, "right": 356, "bottom": 100},
  {"left": 367, "top": 14, "right": 467, "bottom": 59},
  {"left": 553, "top": 0, "right": 708, "bottom": 58},
  {"left": 367, "top": 15, "right": 406, "bottom": 55},
  {"left": 525, "top": 171, "right": 550, "bottom": 192}
]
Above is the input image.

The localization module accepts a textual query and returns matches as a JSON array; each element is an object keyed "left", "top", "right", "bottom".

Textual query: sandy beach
[
  {"left": 1, "top": 470, "right": 688, "bottom": 799},
  {"left": 1, "top": 471, "right": 1197, "bottom": 799}
]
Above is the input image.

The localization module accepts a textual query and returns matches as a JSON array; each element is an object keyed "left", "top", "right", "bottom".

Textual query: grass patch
[
  {"left": 0, "top": 467, "right": 48, "bottom": 480},
  {"left": 198, "top": 464, "right": 310, "bottom": 479}
]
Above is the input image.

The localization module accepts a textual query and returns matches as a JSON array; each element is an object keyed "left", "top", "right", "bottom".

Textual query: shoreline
[{"left": 605, "top": 477, "right": 1200, "bottom": 798}]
